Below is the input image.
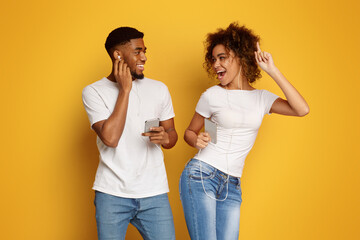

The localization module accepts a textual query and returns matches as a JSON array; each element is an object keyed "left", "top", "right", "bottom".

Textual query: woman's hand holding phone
[{"left": 195, "top": 132, "right": 211, "bottom": 150}]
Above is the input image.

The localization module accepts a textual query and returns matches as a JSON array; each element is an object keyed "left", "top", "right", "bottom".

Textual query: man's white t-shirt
[
  {"left": 194, "top": 85, "right": 279, "bottom": 177},
  {"left": 82, "top": 77, "right": 175, "bottom": 198}
]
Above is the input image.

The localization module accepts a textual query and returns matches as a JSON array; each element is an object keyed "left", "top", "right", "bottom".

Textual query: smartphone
[
  {"left": 144, "top": 118, "right": 160, "bottom": 133},
  {"left": 204, "top": 118, "right": 217, "bottom": 144}
]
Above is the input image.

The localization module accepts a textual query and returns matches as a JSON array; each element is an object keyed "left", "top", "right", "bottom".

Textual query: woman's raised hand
[{"left": 254, "top": 42, "right": 276, "bottom": 74}]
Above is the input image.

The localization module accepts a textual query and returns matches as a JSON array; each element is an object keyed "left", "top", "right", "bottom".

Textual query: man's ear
[{"left": 112, "top": 50, "right": 123, "bottom": 61}]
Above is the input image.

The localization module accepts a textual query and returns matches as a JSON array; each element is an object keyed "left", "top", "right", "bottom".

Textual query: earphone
[
  {"left": 117, "top": 55, "right": 122, "bottom": 61},
  {"left": 198, "top": 81, "right": 239, "bottom": 202},
  {"left": 199, "top": 148, "right": 230, "bottom": 202},
  {"left": 197, "top": 61, "right": 243, "bottom": 201}
]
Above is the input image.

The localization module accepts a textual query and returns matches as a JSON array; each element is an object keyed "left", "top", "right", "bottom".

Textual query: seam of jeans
[
  {"left": 188, "top": 175, "right": 199, "bottom": 240},
  {"left": 132, "top": 216, "right": 149, "bottom": 240},
  {"left": 179, "top": 173, "right": 182, "bottom": 196},
  {"left": 217, "top": 176, "right": 227, "bottom": 198},
  {"left": 186, "top": 166, "right": 193, "bottom": 195}
]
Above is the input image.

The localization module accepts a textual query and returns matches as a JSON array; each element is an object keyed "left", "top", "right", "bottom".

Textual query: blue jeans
[
  {"left": 179, "top": 159, "right": 242, "bottom": 240},
  {"left": 94, "top": 191, "right": 175, "bottom": 240}
]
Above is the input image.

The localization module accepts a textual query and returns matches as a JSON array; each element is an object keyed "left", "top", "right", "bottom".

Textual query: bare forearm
[
  {"left": 184, "top": 129, "right": 198, "bottom": 148},
  {"left": 255, "top": 43, "right": 309, "bottom": 116},
  {"left": 98, "top": 90, "right": 130, "bottom": 146},
  {"left": 268, "top": 67, "right": 309, "bottom": 116},
  {"left": 162, "top": 129, "right": 178, "bottom": 149}
]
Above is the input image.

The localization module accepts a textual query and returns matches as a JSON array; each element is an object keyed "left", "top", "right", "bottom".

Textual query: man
[{"left": 82, "top": 27, "right": 177, "bottom": 240}]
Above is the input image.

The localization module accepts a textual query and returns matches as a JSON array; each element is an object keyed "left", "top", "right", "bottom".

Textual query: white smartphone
[
  {"left": 144, "top": 118, "right": 160, "bottom": 133},
  {"left": 204, "top": 118, "right": 217, "bottom": 144}
]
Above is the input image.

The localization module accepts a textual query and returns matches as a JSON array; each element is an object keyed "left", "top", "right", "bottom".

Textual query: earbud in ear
[{"left": 118, "top": 56, "right": 121, "bottom": 60}]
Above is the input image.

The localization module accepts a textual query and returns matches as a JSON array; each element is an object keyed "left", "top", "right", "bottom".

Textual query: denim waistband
[{"left": 187, "top": 158, "right": 240, "bottom": 180}]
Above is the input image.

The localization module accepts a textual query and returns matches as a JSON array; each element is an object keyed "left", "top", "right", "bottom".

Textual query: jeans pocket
[{"left": 187, "top": 160, "right": 216, "bottom": 180}]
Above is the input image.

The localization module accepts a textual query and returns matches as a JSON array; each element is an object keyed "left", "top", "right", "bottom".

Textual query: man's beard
[{"left": 131, "top": 71, "right": 144, "bottom": 79}]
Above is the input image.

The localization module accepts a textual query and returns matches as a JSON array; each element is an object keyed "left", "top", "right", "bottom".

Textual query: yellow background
[{"left": 1, "top": 0, "right": 359, "bottom": 239}]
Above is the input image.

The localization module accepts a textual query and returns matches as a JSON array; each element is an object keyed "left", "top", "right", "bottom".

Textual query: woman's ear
[{"left": 235, "top": 56, "right": 241, "bottom": 65}]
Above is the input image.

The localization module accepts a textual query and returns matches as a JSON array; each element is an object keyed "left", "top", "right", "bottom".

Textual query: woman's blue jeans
[
  {"left": 94, "top": 191, "right": 175, "bottom": 240},
  {"left": 179, "top": 159, "right": 242, "bottom": 240}
]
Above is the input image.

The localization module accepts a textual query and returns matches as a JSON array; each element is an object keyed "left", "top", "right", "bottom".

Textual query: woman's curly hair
[{"left": 204, "top": 22, "right": 261, "bottom": 83}]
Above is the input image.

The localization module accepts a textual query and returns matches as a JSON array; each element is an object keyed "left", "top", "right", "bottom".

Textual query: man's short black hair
[{"left": 105, "top": 27, "right": 144, "bottom": 55}]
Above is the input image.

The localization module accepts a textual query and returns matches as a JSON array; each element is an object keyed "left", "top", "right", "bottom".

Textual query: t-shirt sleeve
[
  {"left": 261, "top": 90, "right": 280, "bottom": 115},
  {"left": 82, "top": 86, "right": 111, "bottom": 128},
  {"left": 195, "top": 91, "right": 211, "bottom": 118},
  {"left": 160, "top": 85, "right": 175, "bottom": 121}
]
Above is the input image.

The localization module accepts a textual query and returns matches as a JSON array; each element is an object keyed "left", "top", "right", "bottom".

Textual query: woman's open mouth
[{"left": 217, "top": 70, "right": 226, "bottom": 80}]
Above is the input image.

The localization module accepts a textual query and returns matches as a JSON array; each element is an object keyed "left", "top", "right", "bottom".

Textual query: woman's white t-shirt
[{"left": 194, "top": 85, "right": 279, "bottom": 177}]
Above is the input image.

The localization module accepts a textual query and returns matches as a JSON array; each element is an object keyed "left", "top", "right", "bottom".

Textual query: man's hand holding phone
[
  {"left": 142, "top": 126, "right": 170, "bottom": 145},
  {"left": 114, "top": 55, "right": 132, "bottom": 92}
]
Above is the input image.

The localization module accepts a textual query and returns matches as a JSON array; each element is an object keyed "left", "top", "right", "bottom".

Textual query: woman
[{"left": 179, "top": 22, "right": 309, "bottom": 240}]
